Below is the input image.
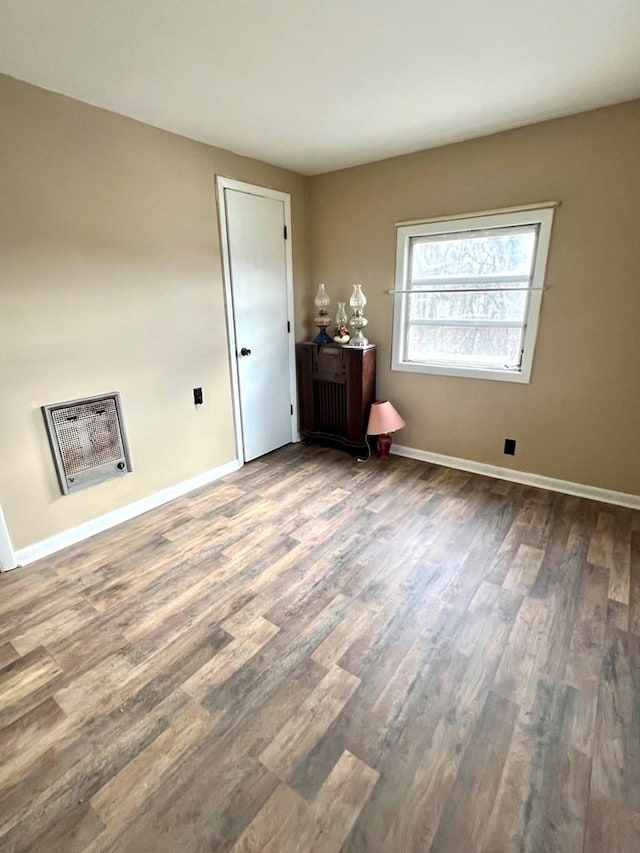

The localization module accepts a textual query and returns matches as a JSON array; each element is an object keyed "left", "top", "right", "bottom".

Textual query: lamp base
[
  {"left": 348, "top": 330, "right": 369, "bottom": 347},
  {"left": 313, "top": 329, "right": 333, "bottom": 344},
  {"left": 376, "top": 433, "right": 392, "bottom": 460}
]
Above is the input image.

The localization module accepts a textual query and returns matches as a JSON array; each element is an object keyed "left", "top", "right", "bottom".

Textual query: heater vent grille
[
  {"left": 313, "top": 380, "right": 347, "bottom": 435},
  {"left": 43, "top": 393, "right": 132, "bottom": 494}
]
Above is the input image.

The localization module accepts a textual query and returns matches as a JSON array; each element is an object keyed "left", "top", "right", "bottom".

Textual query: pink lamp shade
[{"left": 367, "top": 401, "right": 406, "bottom": 436}]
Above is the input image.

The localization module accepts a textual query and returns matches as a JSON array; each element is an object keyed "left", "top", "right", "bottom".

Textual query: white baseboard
[
  {"left": 392, "top": 444, "right": 640, "bottom": 510},
  {"left": 13, "top": 458, "right": 242, "bottom": 568},
  {"left": 0, "top": 504, "right": 18, "bottom": 572}
]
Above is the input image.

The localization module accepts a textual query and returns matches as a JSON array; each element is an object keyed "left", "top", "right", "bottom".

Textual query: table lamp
[{"left": 367, "top": 401, "right": 406, "bottom": 460}]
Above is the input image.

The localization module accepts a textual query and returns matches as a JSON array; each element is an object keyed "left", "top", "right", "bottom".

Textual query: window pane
[
  {"left": 410, "top": 227, "right": 537, "bottom": 280},
  {"left": 406, "top": 324, "right": 522, "bottom": 368},
  {"left": 408, "top": 289, "right": 527, "bottom": 323}
]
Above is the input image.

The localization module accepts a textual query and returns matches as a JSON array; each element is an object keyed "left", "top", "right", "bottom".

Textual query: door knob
[{"left": 240, "top": 347, "right": 252, "bottom": 356}]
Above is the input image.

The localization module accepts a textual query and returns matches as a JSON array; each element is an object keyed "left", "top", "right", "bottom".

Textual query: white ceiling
[{"left": 1, "top": 1, "right": 639, "bottom": 175}]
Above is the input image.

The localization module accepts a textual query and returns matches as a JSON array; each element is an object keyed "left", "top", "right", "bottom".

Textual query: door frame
[
  {"left": 0, "top": 503, "right": 17, "bottom": 571},
  {"left": 216, "top": 176, "right": 298, "bottom": 465}
]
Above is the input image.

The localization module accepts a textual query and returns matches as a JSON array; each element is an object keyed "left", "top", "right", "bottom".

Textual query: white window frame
[{"left": 391, "top": 205, "right": 555, "bottom": 383}]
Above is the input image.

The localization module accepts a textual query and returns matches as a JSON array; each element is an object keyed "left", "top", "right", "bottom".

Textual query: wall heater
[{"left": 42, "top": 392, "right": 132, "bottom": 495}]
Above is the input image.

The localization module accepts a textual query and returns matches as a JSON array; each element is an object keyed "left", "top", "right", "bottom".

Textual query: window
[{"left": 391, "top": 205, "right": 555, "bottom": 383}]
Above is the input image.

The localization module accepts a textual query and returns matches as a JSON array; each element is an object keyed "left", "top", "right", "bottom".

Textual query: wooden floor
[{"left": 1, "top": 445, "right": 639, "bottom": 852}]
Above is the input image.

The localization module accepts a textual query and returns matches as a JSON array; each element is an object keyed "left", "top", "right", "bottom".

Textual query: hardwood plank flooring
[{"left": 0, "top": 443, "right": 639, "bottom": 852}]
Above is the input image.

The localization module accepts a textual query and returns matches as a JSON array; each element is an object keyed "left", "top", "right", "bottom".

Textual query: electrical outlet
[
  {"left": 193, "top": 387, "right": 203, "bottom": 405},
  {"left": 504, "top": 438, "right": 516, "bottom": 456}
]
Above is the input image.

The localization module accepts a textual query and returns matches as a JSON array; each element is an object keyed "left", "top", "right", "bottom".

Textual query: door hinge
[
  {"left": 287, "top": 320, "right": 291, "bottom": 333},
  {"left": 283, "top": 225, "right": 288, "bottom": 240},
  {"left": 290, "top": 404, "right": 293, "bottom": 415}
]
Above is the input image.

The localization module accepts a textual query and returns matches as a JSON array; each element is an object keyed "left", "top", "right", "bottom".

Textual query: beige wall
[
  {"left": 2, "top": 76, "right": 638, "bottom": 555},
  {"left": 309, "top": 101, "right": 640, "bottom": 496},
  {"left": 0, "top": 75, "right": 310, "bottom": 550}
]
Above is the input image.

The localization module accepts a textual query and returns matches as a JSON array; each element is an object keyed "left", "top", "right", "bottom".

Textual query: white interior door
[{"left": 221, "top": 183, "right": 295, "bottom": 462}]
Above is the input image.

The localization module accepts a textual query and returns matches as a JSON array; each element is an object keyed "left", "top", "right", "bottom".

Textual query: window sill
[{"left": 391, "top": 359, "right": 532, "bottom": 383}]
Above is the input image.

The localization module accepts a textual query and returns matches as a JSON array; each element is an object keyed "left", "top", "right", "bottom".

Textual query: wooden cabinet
[{"left": 297, "top": 343, "right": 376, "bottom": 452}]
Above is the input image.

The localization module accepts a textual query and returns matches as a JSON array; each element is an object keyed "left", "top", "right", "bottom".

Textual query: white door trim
[
  {"left": 0, "top": 503, "right": 18, "bottom": 571},
  {"left": 216, "top": 176, "right": 298, "bottom": 464}
]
